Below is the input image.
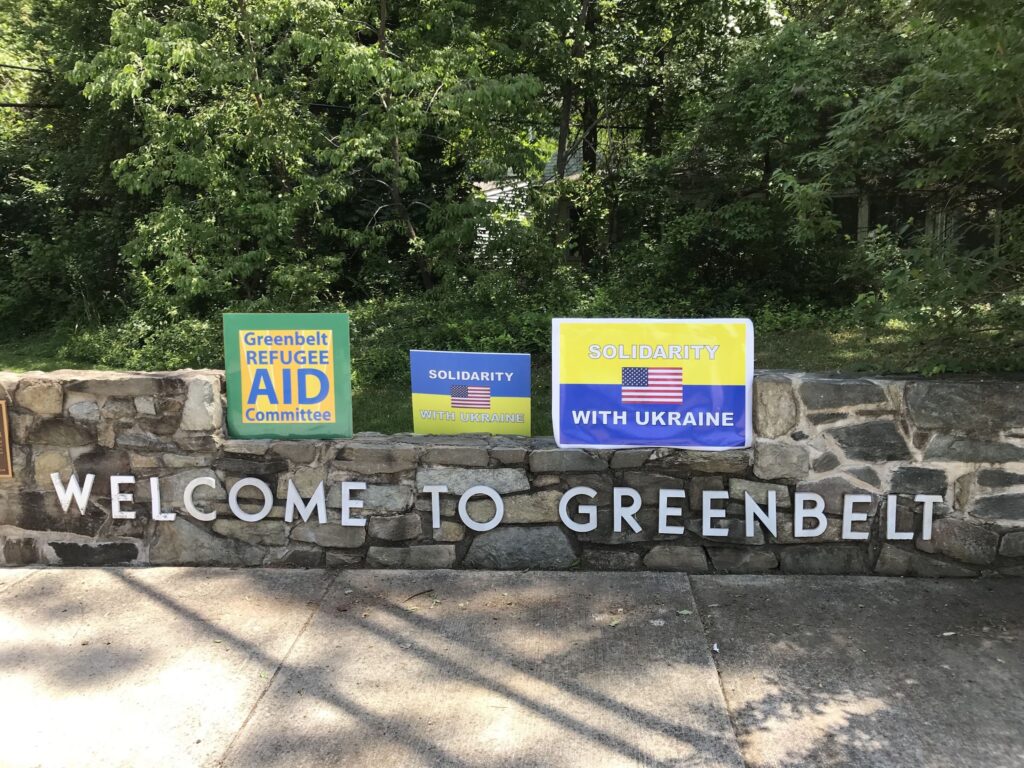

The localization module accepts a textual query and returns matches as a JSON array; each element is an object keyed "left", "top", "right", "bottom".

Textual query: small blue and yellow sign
[
  {"left": 552, "top": 318, "right": 753, "bottom": 449},
  {"left": 224, "top": 313, "right": 352, "bottom": 439},
  {"left": 410, "top": 350, "right": 531, "bottom": 435}
]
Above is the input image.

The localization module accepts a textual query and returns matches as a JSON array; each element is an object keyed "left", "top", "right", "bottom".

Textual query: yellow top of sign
[{"left": 554, "top": 318, "right": 752, "bottom": 386}]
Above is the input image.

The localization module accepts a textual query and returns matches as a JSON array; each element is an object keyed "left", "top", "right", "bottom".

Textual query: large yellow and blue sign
[
  {"left": 223, "top": 313, "right": 352, "bottom": 439},
  {"left": 410, "top": 350, "right": 531, "bottom": 436},
  {"left": 552, "top": 318, "right": 753, "bottom": 449}
]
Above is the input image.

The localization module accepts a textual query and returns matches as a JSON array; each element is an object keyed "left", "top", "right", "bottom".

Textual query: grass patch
[
  {"left": 0, "top": 329, "right": 90, "bottom": 373},
  {"left": 1, "top": 320, "right": 1017, "bottom": 435}
]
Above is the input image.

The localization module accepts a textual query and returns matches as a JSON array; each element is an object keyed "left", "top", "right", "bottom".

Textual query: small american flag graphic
[
  {"left": 621, "top": 367, "right": 683, "bottom": 404},
  {"left": 451, "top": 384, "right": 491, "bottom": 409}
]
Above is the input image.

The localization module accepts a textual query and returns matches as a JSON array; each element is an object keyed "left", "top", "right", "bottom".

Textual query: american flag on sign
[
  {"left": 451, "top": 384, "right": 491, "bottom": 409},
  {"left": 621, "top": 367, "right": 683, "bottom": 404}
]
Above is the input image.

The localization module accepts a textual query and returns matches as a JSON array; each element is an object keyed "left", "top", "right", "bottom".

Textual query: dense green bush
[{"left": 3, "top": 0, "right": 1023, "bottom": 377}]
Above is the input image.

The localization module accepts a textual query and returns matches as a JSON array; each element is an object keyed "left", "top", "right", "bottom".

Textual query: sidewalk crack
[
  {"left": 216, "top": 570, "right": 340, "bottom": 767},
  {"left": 688, "top": 573, "right": 750, "bottom": 768}
]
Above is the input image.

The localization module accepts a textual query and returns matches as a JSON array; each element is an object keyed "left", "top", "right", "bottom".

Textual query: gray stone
[
  {"left": 49, "top": 540, "right": 140, "bottom": 566},
  {"left": 489, "top": 446, "right": 527, "bottom": 465},
  {"left": 212, "top": 520, "right": 288, "bottom": 547},
  {"left": 29, "top": 418, "right": 93, "bottom": 447},
  {"left": 325, "top": 551, "right": 363, "bottom": 568},
  {"left": 221, "top": 439, "right": 272, "bottom": 457},
  {"left": 365, "top": 546, "right": 407, "bottom": 568},
  {"left": 924, "top": 435, "right": 1024, "bottom": 463},
  {"left": 691, "top": 514, "right": 766, "bottom": 546},
  {"left": 706, "top": 548, "right": 778, "bottom": 573},
  {"left": 267, "top": 546, "right": 323, "bottom": 567},
  {"left": 150, "top": 518, "right": 263, "bottom": 566},
  {"left": 101, "top": 397, "right": 136, "bottom": 420},
  {"left": 0, "top": 371, "right": 18, "bottom": 401},
  {"left": 582, "top": 550, "right": 642, "bottom": 570},
  {"left": 891, "top": 466, "right": 948, "bottom": 495},
  {"left": 828, "top": 422, "right": 911, "bottom": 462},
  {"left": 33, "top": 449, "right": 70, "bottom": 487},
  {"left": 647, "top": 448, "right": 751, "bottom": 475},
  {"left": 334, "top": 444, "right": 419, "bottom": 475},
  {"left": 618, "top": 470, "right": 688, "bottom": 507},
  {"left": 14, "top": 378, "right": 63, "bottom": 415},
  {"left": 1000, "top": 531, "right": 1024, "bottom": 558},
  {"left": 754, "top": 374, "right": 799, "bottom": 438},
  {"left": 795, "top": 477, "right": 872, "bottom": 515},
  {"left": 366, "top": 545, "right": 457, "bottom": 569},
  {"left": 970, "top": 494, "right": 1024, "bottom": 521},
  {"left": 2, "top": 537, "right": 38, "bottom": 565},
  {"left": 976, "top": 469, "right": 1024, "bottom": 489},
  {"left": 269, "top": 440, "right": 319, "bottom": 464},
  {"left": 906, "top": 380, "right": 1024, "bottom": 434},
  {"left": 874, "top": 544, "right": 978, "bottom": 577},
  {"left": 134, "top": 396, "right": 157, "bottom": 416},
  {"left": 180, "top": 377, "right": 222, "bottom": 432},
  {"left": 491, "top": 490, "right": 563, "bottom": 524},
  {"left": 464, "top": 526, "right": 576, "bottom": 570},
  {"left": 213, "top": 456, "right": 289, "bottom": 477},
  {"left": 116, "top": 430, "right": 177, "bottom": 452},
  {"left": 918, "top": 519, "right": 998, "bottom": 565},
  {"left": 416, "top": 467, "right": 530, "bottom": 495},
  {"left": 807, "top": 411, "right": 847, "bottom": 425},
  {"left": 799, "top": 377, "right": 886, "bottom": 410},
  {"left": 753, "top": 440, "right": 809, "bottom": 481},
  {"left": 67, "top": 400, "right": 100, "bottom": 423},
  {"left": 529, "top": 448, "right": 607, "bottom": 473},
  {"left": 421, "top": 445, "right": 490, "bottom": 467},
  {"left": 812, "top": 452, "right": 840, "bottom": 472},
  {"left": 847, "top": 466, "right": 880, "bottom": 487},
  {"left": 9, "top": 411, "right": 33, "bottom": 443},
  {"left": 779, "top": 545, "right": 869, "bottom": 575},
  {"left": 771, "top": 515, "right": 845, "bottom": 544},
  {"left": 290, "top": 522, "right": 366, "bottom": 549},
  {"left": 326, "top": 483, "right": 414, "bottom": 514},
  {"left": 64, "top": 372, "right": 168, "bottom": 397},
  {"left": 368, "top": 513, "right": 422, "bottom": 541},
  {"left": 161, "top": 469, "right": 224, "bottom": 509},
  {"left": 609, "top": 449, "right": 653, "bottom": 469},
  {"left": 407, "top": 545, "right": 457, "bottom": 568},
  {"left": 432, "top": 520, "right": 465, "bottom": 542},
  {"left": 644, "top": 545, "right": 709, "bottom": 572},
  {"left": 728, "top": 478, "right": 792, "bottom": 508},
  {"left": 276, "top": 466, "right": 325, "bottom": 498},
  {"left": 688, "top": 476, "right": 725, "bottom": 512}
]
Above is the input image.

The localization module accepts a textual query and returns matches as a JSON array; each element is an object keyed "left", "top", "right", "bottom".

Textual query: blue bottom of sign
[{"left": 557, "top": 384, "right": 748, "bottom": 447}]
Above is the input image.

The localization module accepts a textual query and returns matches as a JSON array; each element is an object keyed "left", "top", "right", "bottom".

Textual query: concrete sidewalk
[{"left": 0, "top": 570, "right": 1021, "bottom": 768}]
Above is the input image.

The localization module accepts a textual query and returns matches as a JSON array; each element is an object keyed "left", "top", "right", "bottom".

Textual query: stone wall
[{"left": 1, "top": 369, "right": 1022, "bottom": 575}]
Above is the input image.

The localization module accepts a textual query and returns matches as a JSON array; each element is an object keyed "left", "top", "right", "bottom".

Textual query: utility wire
[{"left": 0, "top": 63, "right": 51, "bottom": 74}]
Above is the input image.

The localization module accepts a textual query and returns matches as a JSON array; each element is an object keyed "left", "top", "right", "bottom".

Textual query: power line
[{"left": 0, "top": 63, "right": 51, "bottom": 74}]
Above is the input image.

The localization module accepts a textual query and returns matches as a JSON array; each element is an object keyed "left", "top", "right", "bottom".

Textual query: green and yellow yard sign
[{"left": 223, "top": 313, "right": 352, "bottom": 439}]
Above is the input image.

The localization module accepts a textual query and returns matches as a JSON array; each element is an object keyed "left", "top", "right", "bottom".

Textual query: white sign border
[{"left": 551, "top": 317, "right": 754, "bottom": 451}]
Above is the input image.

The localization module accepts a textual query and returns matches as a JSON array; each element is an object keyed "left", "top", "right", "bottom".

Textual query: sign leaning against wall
[
  {"left": 0, "top": 400, "right": 12, "bottom": 479},
  {"left": 223, "top": 313, "right": 353, "bottom": 439},
  {"left": 410, "top": 349, "right": 531, "bottom": 436},
  {"left": 552, "top": 318, "right": 753, "bottom": 450}
]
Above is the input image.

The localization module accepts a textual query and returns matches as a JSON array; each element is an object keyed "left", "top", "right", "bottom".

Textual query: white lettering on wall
[
  {"left": 458, "top": 485, "right": 504, "bottom": 532},
  {"left": 51, "top": 472, "right": 95, "bottom": 514}
]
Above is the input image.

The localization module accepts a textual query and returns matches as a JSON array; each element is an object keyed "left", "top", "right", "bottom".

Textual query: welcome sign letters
[
  {"left": 552, "top": 318, "right": 753, "bottom": 449},
  {"left": 410, "top": 350, "right": 531, "bottom": 436},
  {"left": 223, "top": 313, "right": 353, "bottom": 439}
]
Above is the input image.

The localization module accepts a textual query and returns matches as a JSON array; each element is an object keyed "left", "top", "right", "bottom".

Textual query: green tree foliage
[
  {"left": 0, "top": 0, "right": 1021, "bottom": 374},
  {"left": 789, "top": 0, "right": 1024, "bottom": 369}
]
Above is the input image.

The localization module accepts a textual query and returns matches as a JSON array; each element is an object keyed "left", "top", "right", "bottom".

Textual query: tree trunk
[
  {"left": 379, "top": 0, "right": 433, "bottom": 290},
  {"left": 555, "top": 0, "right": 593, "bottom": 266}
]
